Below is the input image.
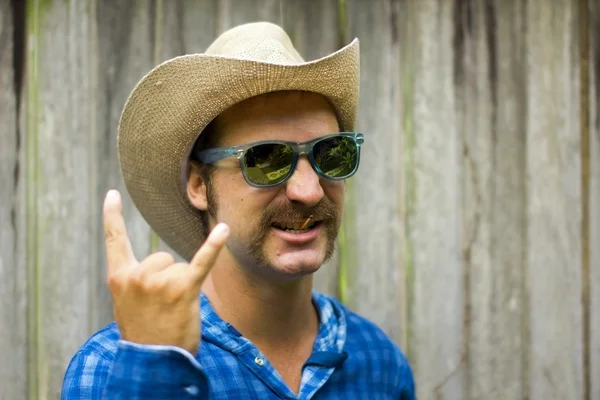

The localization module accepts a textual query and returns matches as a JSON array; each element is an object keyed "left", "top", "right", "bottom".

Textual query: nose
[{"left": 284, "top": 157, "right": 324, "bottom": 207}]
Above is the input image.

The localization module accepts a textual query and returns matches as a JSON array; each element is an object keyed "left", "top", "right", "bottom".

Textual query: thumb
[{"left": 189, "top": 223, "right": 230, "bottom": 285}]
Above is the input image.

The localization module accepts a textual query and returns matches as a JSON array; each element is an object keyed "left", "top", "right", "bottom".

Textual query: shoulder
[
  {"left": 315, "top": 292, "right": 406, "bottom": 355},
  {"left": 343, "top": 300, "right": 411, "bottom": 368},
  {"left": 315, "top": 293, "right": 415, "bottom": 393}
]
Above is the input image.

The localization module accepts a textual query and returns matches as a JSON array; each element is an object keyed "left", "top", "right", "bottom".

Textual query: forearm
[{"left": 62, "top": 341, "right": 209, "bottom": 399}]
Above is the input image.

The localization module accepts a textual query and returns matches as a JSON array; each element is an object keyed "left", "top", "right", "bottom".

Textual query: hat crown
[{"left": 205, "top": 22, "right": 305, "bottom": 65}]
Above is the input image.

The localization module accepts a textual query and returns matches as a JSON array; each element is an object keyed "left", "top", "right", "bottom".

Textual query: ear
[{"left": 187, "top": 162, "right": 208, "bottom": 211}]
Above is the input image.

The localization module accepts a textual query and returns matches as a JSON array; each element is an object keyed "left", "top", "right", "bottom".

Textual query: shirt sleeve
[
  {"left": 397, "top": 350, "right": 416, "bottom": 400},
  {"left": 61, "top": 340, "right": 210, "bottom": 399}
]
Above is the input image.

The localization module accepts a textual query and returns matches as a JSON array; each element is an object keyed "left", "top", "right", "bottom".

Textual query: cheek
[
  {"left": 213, "top": 176, "right": 274, "bottom": 225},
  {"left": 323, "top": 181, "right": 346, "bottom": 205}
]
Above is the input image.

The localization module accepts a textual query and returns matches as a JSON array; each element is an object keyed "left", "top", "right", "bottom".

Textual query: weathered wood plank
[
  {"left": 589, "top": 0, "right": 600, "bottom": 397},
  {"left": 400, "top": 1, "right": 465, "bottom": 398},
  {"left": 92, "top": 0, "right": 158, "bottom": 330},
  {"left": 525, "top": 1, "right": 584, "bottom": 398},
  {"left": 281, "top": 0, "right": 341, "bottom": 298},
  {"left": 343, "top": 0, "right": 406, "bottom": 345},
  {"left": 0, "top": 2, "right": 27, "bottom": 399},
  {"left": 216, "top": 0, "right": 283, "bottom": 32},
  {"left": 157, "top": 0, "right": 218, "bottom": 62},
  {"left": 457, "top": 1, "right": 527, "bottom": 399},
  {"left": 454, "top": 3, "right": 494, "bottom": 398},
  {"left": 24, "top": 1, "right": 97, "bottom": 398}
]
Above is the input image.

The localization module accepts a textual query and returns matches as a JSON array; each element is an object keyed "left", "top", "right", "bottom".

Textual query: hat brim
[{"left": 117, "top": 39, "right": 360, "bottom": 261}]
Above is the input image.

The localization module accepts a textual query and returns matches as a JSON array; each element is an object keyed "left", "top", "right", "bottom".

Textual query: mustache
[{"left": 259, "top": 199, "right": 338, "bottom": 226}]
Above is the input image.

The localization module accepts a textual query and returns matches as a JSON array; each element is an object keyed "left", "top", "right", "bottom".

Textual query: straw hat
[{"left": 117, "top": 21, "right": 360, "bottom": 261}]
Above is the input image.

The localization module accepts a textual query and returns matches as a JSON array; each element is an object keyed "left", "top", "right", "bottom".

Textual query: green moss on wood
[
  {"left": 401, "top": 33, "right": 416, "bottom": 363},
  {"left": 338, "top": 178, "right": 357, "bottom": 306},
  {"left": 25, "top": 1, "right": 46, "bottom": 398}
]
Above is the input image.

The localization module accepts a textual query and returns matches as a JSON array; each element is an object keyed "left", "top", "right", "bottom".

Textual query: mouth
[{"left": 271, "top": 220, "right": 322, "bottom": 234}]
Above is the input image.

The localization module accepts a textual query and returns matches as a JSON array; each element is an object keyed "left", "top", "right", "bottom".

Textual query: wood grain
[
  {"left": 401, "top": 1, "right": 465, "bottom": 398},
  {"left": 0, "top": 2, "right": 27, "bottom": 399},
  {"left": 24, "top": 1, "right": 97, "bottom": 398},
  {"left": 457, "top": 1, "right": 527, "bottom": 399},
  {"left": 525, "top": 0, "right": 584, "bottom": 398},
  {"left": 343, "top": 0, "right": 407, "bottom": 345},
  {"left": 217, "top": 0, "right": 283, "bottom": 33},
  {"left": 157, "top": 0, "right": 219, "bottom": 62}
]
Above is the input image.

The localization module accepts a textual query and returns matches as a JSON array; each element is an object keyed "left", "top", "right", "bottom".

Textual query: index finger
[
  {"left": 103, "top": 189, "right": 136, "bottom": 274},
  {"left": 189, "top": 223, "right": 230, "bottom": 284}
]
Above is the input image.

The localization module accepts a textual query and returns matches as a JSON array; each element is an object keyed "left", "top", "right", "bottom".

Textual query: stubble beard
[
  {"left": 246, "top": 200, "right": 340, "bottom": 271},
  {"left": 204, "top": 181, "right": 340, "bottom": 272}
]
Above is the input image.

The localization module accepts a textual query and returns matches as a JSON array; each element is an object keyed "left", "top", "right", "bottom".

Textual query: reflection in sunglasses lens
[
  {"left": 244, "top": 143, "right": 294, "bottom": 185},
  {"left": 313, "top": 136, "right": 358, "bottom": 178}
]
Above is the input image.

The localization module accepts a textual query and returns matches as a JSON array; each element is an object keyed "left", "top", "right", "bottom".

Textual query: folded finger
[{"left": 140, "top": 251, "right": 176, "bottom": 275}]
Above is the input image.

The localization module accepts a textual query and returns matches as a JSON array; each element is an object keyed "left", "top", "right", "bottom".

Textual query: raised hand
[{"left": 102, "top": 189, "right": 229, "bottom": 355}]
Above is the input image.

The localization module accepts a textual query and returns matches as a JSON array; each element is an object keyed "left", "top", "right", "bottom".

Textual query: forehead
[{"left": 213, "top": 91, "right": 340, "bottom": 147}]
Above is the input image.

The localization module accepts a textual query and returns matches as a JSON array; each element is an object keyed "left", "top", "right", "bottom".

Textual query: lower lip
[{"left": 271, "top": 223, "right": 323, "bottom": 244}]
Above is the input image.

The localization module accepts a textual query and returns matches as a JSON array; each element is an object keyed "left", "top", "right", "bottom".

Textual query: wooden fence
[{"left": 1, "top": 0, "right": 598, "bottom": 399}]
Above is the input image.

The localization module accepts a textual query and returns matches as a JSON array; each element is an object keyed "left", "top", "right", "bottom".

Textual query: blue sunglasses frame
[{"left": 193, "top": 132, "right": 365, "bottom": 188}]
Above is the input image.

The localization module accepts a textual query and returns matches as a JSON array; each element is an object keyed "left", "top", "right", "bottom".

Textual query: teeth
[{"left": 273, "top": 221, "right": 316, "bottom": 231}]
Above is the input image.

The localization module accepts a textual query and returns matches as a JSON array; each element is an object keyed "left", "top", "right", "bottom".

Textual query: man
[{"left": 62, "top": 22, "right": 415, "bottom": 399}]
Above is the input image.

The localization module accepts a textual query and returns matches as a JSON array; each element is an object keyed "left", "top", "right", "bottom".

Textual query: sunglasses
[{"left": 193, "top": 132, "right": 365, "bottom": 188}]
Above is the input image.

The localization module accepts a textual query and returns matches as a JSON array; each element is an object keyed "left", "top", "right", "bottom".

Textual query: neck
[{"left": 202, "top": 259, "right": 319, "bottom": 348}]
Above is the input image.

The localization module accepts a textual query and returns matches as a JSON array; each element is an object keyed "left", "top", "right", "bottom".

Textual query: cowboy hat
[{"left": 117, "top": 21, "right": 360, "bottom": 261}]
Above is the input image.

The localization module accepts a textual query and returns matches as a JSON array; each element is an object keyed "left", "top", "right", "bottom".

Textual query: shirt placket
[{"left": 237, "top": 347, "right": 299, "bottom": 399}]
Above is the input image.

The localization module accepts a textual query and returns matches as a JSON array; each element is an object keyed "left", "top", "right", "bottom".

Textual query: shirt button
[
  {"left": 185, "top": 385, "right": 200, "bottom": 396},
  {"left": 254, "top": 356, "right": 264, "bottom": 366}
]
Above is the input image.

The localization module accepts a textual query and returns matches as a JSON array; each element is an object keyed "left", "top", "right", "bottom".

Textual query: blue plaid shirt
[{"left": 62, "top": 291, "right": 415, "bottom": 399}]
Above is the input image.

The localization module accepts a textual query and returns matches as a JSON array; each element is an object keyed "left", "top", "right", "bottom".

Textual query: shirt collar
[{"left": 198, "top": 291, "right": 347, "bottom": 359}]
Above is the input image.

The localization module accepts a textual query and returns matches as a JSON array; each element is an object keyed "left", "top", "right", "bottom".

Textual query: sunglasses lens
[
  {"left": 243, "top": 143, "right": 294, "bottom": 185},
  {"left": 313, "top": 136, "right": 359, "bottom": 178}
]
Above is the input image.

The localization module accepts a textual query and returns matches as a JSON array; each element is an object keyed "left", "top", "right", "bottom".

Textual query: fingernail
[
  {"left": 213, "top": 223, "right": 230, "bottom": 238},
  {"left": 106, "top": 189, "right": 120, "bottom": 203}
]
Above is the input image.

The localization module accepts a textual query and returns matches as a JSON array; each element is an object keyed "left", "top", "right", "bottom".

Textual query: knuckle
[
  {"left": 106, "top": 272, "right": 123, "bottom": 290},
  {"left": 131, "top": 268, "right": 165, "bottom": 293},
  {"left": 163, "top": 267, "right": 193, "bottom": 302},
  {"left": 164, "top": 284, "right": 186, "bottom": 304},
  {"left": 144, "top": 277, "right": 168, "bottom": 294},
  {"left": 128, "top": 268, "right": 146, "bottom": 289},
  {"left": 104, "top": 227, "right": 121, "bottom": 245}
]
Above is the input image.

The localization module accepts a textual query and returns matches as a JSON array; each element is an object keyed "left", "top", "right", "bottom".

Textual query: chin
[{"left": 269, "top": 250, "right": 325, "bottom": 277}]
